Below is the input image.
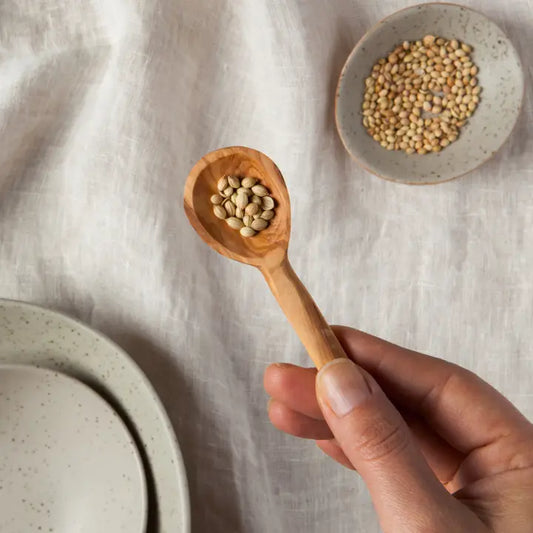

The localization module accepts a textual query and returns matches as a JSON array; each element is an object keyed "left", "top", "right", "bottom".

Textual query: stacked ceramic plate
[{"left": 0, "top": 299, "right": 189, "bottom": 533}]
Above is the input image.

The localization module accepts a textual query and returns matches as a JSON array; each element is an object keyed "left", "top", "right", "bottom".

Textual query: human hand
[{"left": 264, "top": 326, "right": 533, "bottom": 532}]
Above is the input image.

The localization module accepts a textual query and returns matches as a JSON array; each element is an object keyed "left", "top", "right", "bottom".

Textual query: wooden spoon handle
[{"left": 261, "top": 257, "right": 348, "bottom": 369}]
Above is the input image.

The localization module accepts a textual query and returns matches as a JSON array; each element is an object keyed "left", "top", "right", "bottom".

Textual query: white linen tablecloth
[{"left": 1, "top": 1, "right": 532, "bottom": 532}]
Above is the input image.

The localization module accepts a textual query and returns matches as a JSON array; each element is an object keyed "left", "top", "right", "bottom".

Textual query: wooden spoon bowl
[
  {"left": 184, "top": 146, "right": 290, "bottom": 267},
  {"left": 184, "top": 146, "right": 347, "bottom": 369}
]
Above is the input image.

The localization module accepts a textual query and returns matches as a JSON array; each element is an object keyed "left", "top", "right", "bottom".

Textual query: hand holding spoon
[{"left": 184, "top": 146, "right": 347, "bottom": 369}]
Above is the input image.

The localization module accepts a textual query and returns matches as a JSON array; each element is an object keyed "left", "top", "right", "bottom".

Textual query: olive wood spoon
[{"left": 184, "top": 146, "right": 347, "bottom": 369}]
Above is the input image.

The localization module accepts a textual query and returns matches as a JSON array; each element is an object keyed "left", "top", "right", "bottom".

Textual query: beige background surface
[{"left": 0, "top": 1, "right": 531, "bottom": 531}]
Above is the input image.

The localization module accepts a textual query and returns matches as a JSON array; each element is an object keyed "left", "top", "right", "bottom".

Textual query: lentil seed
[{"left": 362, "top": 36, "right": 480, "bottom": 155}]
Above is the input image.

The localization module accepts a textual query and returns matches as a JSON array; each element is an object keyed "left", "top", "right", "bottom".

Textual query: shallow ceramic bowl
[
  {"left": 0, "top": 365, "right": 147, "bottom": 532},
  {"left": 0, "top": 299, "right": 190, "bottom": 533},
  {"left": 335, "top": 3, "right": 524, "bottom": 185}
]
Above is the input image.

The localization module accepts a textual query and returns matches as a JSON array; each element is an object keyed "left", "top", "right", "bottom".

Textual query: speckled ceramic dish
[
  {"left": 0, "top": 365, "right": 147, "bottom": 533},
  {"left": 0, "top": 299, "right": 190, "bottom": 533},
  {"left": 335, "top": 3, "right": 524, "bottom": 184}
]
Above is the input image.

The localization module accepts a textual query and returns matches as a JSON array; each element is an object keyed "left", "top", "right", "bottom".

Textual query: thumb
[{"left": 316, "top": 358, "right": 457, "bottom": 531}]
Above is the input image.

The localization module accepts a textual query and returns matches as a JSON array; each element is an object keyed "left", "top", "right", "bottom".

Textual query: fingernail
[{"left": 317, "top": 359, "right": 371, "bottom": 417}]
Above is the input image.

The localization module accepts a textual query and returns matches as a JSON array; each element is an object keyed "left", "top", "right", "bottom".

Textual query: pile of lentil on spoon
[{"left": 210, "top": 175, "right": 276, "bottom": 238}]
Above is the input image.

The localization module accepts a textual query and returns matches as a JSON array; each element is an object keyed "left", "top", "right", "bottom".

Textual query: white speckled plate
[
  {"left": 335, "top": 3, "right": 524, "bottom": 184},
  {"left": 0, "top": 299, "right": 190, "bottom": 533},
  {"left": 0, "top": 365, "right": 147, "bottom": 533}
]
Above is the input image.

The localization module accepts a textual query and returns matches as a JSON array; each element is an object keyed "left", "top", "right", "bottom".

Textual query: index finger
[{"left": 333, "top": 326, "right": 529, "bottom": 454}]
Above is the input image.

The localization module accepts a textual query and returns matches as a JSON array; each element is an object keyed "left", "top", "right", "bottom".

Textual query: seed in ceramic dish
[
  {"left": 361, "top": 36, "right": 481, "bottom": 155},
  {"left": 222, "top": 186, "right": 234, "bottom": 198},
  {"left": 235, "top": 207, "right": 244, "bottom": 219},
  {"left": 241, "top": 177, "right": 257, "bottom": 188},
  {"left": 251, "top": 184, "right": 268, "bottom": 197},
  {"left": 226, "top": 217, "right": 244, "bottom": 230},
  {"left": 213, "top": 205, "right": 226, "bottom": 219},
  {"left": 240, "top": 227, "right": 256, "bottom": 238},
  {"left": 210, "top": 194, "right": 224, "bottom": 205},
  {"left": 251, "top": 195, "right": 262, "bottom": 205},
  {"left": 237, "top": 187, "right": 252, "bottom": 196}
]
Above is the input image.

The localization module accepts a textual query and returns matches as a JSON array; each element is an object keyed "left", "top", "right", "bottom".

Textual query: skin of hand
[{"left": 264, "top": 326, "right": 533, "bottom": 533}]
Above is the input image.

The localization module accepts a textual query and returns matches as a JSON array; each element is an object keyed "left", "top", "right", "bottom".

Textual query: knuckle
[
  {"left": 419, "top": 365, "right": 478, "bottom": 416},
  {"left": 506, "top": 437, "right": 533, "bottom": 471},
  {"left": 354, "top": 418, "right": 409, "bottom": 463}
]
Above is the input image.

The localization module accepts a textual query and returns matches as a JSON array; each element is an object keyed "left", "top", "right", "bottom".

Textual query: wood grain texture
[
  {"left": 184, "top": 146, "right": 290, "bottom": 268},
  {"left": 184, "top": 146, "right": 347, "bottom": 369},
  {"left": 261, "top": 256, "right": 348, "bottom": 369}
]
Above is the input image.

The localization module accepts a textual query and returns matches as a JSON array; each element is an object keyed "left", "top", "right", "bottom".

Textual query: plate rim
[{"left": 0, "top": 298, "right": 190, "bottom": 533}]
